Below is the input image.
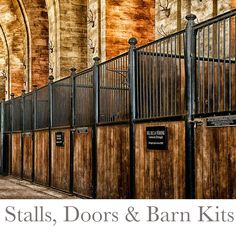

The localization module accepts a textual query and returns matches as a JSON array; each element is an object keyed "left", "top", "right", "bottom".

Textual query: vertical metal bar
[
  {"left": 197, "top": 30, "right": 201, "bottom": 113},
  {"left": 156, "top": 42, "right": 159, "bottom": 117},
  {"left": 174, "top": 35, "right": 177, "bottom": 115},
  {"left": 145, "top": 47, "right": 149, "bottom": 118},
  {"left": 32, "top": 85, "right": 37, "bottom": 182},
  {"left": 10, "top": 93, "right": 14, "bottom": 175},
  {"left": 185, "top": 14, "right": 196, "bottom": 199},
  {"left": 21, "top": 90, "right": 25, "bottom": 180},
  {"left": 217, "top": 21, "right": 221, "bottom": 112},
  {"left": 229, "top": 17, "right": 232, "bottom": 111},
  {"left": 70, "top": 68, "right": 76, "bottom": 194},
  {"left": 223, "top": 19, "right": 226, "bottom": 111},
  {"left": 48, "top": 75, "right": 54, "bottom": 187},
  {"left": 159, "top": 41, "right": 162, "bottom": 116},
  {"left": 128, "top": 37, "right": 137, "bottom": 199},
  {"left": 207, "top": 25, "right": 210, "bottom": 113},
  {"left": 202, "top": 28, "right": 205, "bottom": 113},
  {"left": 212, "top": 23, "right": 215, "bottom": 112},
  {"left": 92, "top": 57, "right": 100, "bottom": 199}
]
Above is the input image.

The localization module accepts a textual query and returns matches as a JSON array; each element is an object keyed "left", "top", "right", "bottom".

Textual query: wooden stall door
[
  {"left": 73, "top": 128, "right": 93, "bottom": 198},
  {"left": 135, "top": 121, "right": 186, "bottom": 199},
  {"left": 195, "top": 124, "right": 236, "bottom": 199},
  {"left": 12, "top": 133, "right": 22, "bottom": 178},
  {"left": 51, "top": 129, "right": 70, "bottom": 192},
  {"left": 34, "top": 131, "right": 49, "bottom": 186},
  {"left": 97, "top": 125, "right": 130, "bottom": 199},
  {"left": 23, "top": 133, "right": 33, "bottom": 181}
]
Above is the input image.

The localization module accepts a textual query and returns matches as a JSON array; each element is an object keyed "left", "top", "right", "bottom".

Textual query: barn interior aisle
[
  {"left": 0, "top": 1, "right": 235, "bottom": 199},
  {"left": 0, "top": 176, "right": 76, "bottom": 199}
]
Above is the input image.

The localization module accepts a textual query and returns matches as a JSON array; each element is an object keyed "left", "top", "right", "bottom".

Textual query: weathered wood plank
[
  {"left": 34, "top": 130, "right": 49, "bottom": 186},
  {"left": 51, "top": 129, "right": 70, "bottom": 192},
  {"left": 97, "top": 125, "right": 130, "bottom": 199},
  {"left": 11, "top": 133, "right": 22, "bottom": 178},
  {"left": 73, "top": 128, "right": 93, "bottom": 197},
  {"left": 23, "top": 133, "right": 33, "bottom": 181},
  {"left": 135, "top": 121, "right": 185, "bottom": 199}
]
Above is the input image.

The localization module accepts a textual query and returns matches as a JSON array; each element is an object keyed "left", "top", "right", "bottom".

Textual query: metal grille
[
  {"left": 99, "top": 53, "right": 129, "bottom": 123},
  {"left": 194, "top": 11, "right": 236, "bottom": 114},
  {"left": 136, "top": 31, "right": 186, "bottom": 120},
  {"left": 75, "top": 69, "right": 94, "bottom": 127},
  {"left": 12, "top": 97, "right": 22, "bottom": 132},
  {"left": 36, "top": 86, "right": 49, "bottom": 129},
  {"left": 24, "top": 93, "right": 33, "bottom": 131},
  {"left": 4, "top": 101, "right": 10, "bottom": 132},
  {"left": 52, "top": 77, "right": 71, "bottom": 127}
]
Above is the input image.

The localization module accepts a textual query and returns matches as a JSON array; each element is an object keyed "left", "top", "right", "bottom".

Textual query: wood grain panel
[
  {"left": 34, "top": 130, "right": 49, "bottom": 186},
  {"left": 51, "top": 129, "right": 70, "bottom": 192},
  {"left": 135, "top": 121, "right": 186, "bottom": 199},
  {"left": 73, "top": 128, "right": 93, "bottom": 197},
  {"left": 11, "top": 133, "right": 22, "bottom": 178},
  {"left": 195, "top": 123, "right": 231, "bottom": 199},
  {"left": 23, "top": 133, "right": 33, "bottom": 181},
  {"left": 97, "top": 125, "right": 130, "bottom": 199}
]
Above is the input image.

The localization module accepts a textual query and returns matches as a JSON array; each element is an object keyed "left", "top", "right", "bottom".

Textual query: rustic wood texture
[
  {"left": 97, "top": 125, "right": 130, "bottom": 198},
  {"left": 11, "top": 133, "right": 22, "bottom": 178},
  {"left": 51, "top": 129, "right": 70, "bottom": 192},
  {"left": 135, "top": 121, "right": 186, "bottom": 199},
  {"left": 34, "top": 130, "right": 49, "bottom": 186},
  {"left": 22, "top": 133, "right": 33, "bottom": 181},
  {"left": 195, "top": 124, "right": 236, "bottom": 199},
  {"left": 6, "top": 134, "right": 11, "bottom": 174},
  {"left": 73, "top": 128, "right": 93, "bottom": 197}
]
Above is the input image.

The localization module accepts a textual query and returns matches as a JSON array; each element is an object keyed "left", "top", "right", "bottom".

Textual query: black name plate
[
  {"left": 206, "top": 115, "right": 236, "bottom": 127},
  {"left": 56, "top": 132, "right": 64, "bottom": 147},
  {"left": 146, "top": 126, "right": 168, "bottom": 150}
]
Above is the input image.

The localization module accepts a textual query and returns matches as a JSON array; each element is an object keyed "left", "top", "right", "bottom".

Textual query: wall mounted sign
[
  {"left": 206, "top": 115, "right": 236, "bottom": 127},
  {"left": 146, "top": 126, "right": 168, "bottom": 150},
  {"left": 56, "top": 132, "right": 64, "bottom": 147}
]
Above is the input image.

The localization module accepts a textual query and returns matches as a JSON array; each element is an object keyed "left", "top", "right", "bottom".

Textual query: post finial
[
  {"left": 186, "top": 14, "right": 197, "bottom": 21},
  {"left": 70, "top": 67, "right": 77, "bottom": 73},
  {"left": 10, "top": 93, "right": 14, "bottom": 99},
  {"left": 128, "top": 37, "right": 138, "bottom": 46},
  {"left": 48, "top": 75, "right": 54, "bottom": 82},
  {"left": 32, "top": 84, "right": 38, "bottom": 90},
  {"left": 21, "top": 89, "right": 26, "bottom": 95}
]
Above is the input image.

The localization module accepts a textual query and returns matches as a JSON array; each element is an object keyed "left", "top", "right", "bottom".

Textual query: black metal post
[
  {"left": 32, "top": 85, "right": 38, "bottom": 182},
  {"left": 48, "top": 75, "right": 54, "bottom": 187},
  {"left": 0, "top": 100, "right": 5, "bottom": 175},
  {"left": 70, "top": 67, "right": 76, "bottom": 194},
  {"left": 10, "top": 93, "right": 14, "bottom": 175},
  {"left": 185, "top": 14, "right": 197, "bottom": 199},
  {"left": 92, "top": 57, "right": 100, "bottom": 199},
  {"left": 128, "top": 37, "right": 137, "bottom": 199},
  {"left": 21, "top": 89, "right": 26, "bottom": 180}
]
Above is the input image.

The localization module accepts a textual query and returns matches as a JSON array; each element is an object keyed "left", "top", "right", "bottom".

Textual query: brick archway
[{"left": 0, "top": 0, "right": 49, "bottom": 98}]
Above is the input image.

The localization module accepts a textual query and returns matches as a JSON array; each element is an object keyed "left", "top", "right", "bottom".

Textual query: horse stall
[
  {"left": 22, "top": 93, "right": 33, "bottom": 181},
  {"left": 73, "top": 69, "right": 94, "bottom": 198},
  {"left": 133, "top": 31, "right": 187, "bottom": 199},
  {"left": 11, "top": 97, "right": 22, "bottom": 179},
  {"left": 50, "top": 78, "right": 71, "bottom": 192},
  {"left": 96, "top": 54, "right": 131, "bottom": 199},
  {"left": 193, "top": 14, "right": 236, "bottom": 199},
  {"left": 34, "top": 86, "right": 50, "bottom": 186}
]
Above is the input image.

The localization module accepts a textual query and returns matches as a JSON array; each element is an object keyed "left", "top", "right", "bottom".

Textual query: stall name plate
[
  {"left": 56, "top": 132, "right": 64, "bottom": 147},
  {"left": 206, "top": 115, "right": 236, "bottom": 127},
  {"left": 146, "top": 126, "right": 168, "bottom": 150}
]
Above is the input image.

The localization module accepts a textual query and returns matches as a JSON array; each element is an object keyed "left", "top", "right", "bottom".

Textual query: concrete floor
[{"left": 0, "top": 176, "right": 78, "bottom": 199}]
